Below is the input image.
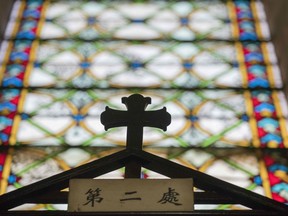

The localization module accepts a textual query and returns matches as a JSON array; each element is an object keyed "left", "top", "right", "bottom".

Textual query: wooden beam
[
  {"left": 0, "top": 0, "right": 14, "bottom": 42},
  {"left": 137, "top": 151, "right": 288, "bottom": 213},
  {"left": 1, "top": 149, "right": 287, "bottom": 213},
  {"left": 262, "top": 0, "right": 288, "bottom": 96},
  {"left": 0, "top": 210, "right": 283, "bottom": 216},
  {"left": 0, "top": 150, "right": 130, "bottom": 210}
]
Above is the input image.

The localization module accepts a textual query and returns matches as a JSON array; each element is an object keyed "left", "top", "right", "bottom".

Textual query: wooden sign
[{"left": 68, "top": 179, "right": 194, "bottom": 212}]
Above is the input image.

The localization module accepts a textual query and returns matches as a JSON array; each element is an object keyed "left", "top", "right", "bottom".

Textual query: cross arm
[
  {"left": 100, "top": 106, "right": 129, "bottom": 131},
  {"left": 144, "top": 107, "right": 171, "bottom": 131}
]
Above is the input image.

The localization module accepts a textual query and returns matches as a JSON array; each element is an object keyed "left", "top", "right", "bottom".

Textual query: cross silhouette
[{"left": 101, "top": 94, "right": 171, "bottom": 178}]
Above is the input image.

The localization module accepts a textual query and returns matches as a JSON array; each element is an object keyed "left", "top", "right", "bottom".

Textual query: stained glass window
[{"left": 0, "top": 0, "right": 288, "bottom": 211}]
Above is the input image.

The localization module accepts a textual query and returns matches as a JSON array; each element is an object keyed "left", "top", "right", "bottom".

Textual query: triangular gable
[{"left": 0, "top": 149, "right": 287, "bottom": 215}]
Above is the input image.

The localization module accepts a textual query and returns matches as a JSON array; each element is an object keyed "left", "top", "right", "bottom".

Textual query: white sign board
[{"left": 68, "top": 179, "right": 194, "bottom": 212}]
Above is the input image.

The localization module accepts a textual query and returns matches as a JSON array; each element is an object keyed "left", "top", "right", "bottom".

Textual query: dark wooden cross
[{"left": 101, "top": 94, "right": 171, "bottom": 178}]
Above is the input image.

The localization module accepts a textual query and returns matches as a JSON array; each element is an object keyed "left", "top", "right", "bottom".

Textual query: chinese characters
[
  {"left": 83, "top": 187, "right": 183, "bottom": 207},
  {"left": 69, "top": 179, "right": 193, "bottom": 212},
  {"left": 158, "top": 187, "right": 182, "bottom": 206},
  {"left": 120, "top": 191, "right": 142, "bottom": 202},
  {"left": 83, "top": 188, "right": 103, "bottom": 207}
]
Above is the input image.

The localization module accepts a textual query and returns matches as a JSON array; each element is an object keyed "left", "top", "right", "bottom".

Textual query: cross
[{"left": 100, "top": 94, "right": 171, "bottom": 178}]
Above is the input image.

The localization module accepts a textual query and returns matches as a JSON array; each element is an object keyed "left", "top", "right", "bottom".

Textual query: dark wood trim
[
  {"left": 0, "top": 150, "right": 130, "bottom": 210},
  {"left": 262, "top": 0, "right": 288, "bottom": 95},
  {"left": 0, "top": 0, "right": 15, "bottom": 42},
  {"left": 0, "top": 149, "right": 287, "bottom": 214},
  {"left": 137, "top": 150, "right": 288, "bottom": 213},
  {"left": 0, "top": 210, "right": 284, "bottom": 216}
]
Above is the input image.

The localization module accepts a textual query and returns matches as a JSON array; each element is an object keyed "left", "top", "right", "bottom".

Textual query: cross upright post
[{"left": 101, "top": 94, "right": 171, "bottom": 178}]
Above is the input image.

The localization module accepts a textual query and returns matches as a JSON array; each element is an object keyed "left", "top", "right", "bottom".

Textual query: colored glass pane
[
  {"left": 1, "top": 40, "right": 282, "bottom": 88},
  {"left": 0, "top": 0, "right": 287, "bottom": 210},
  {"left": 1, "top": 89, "right": 288, "bottom": 148}
]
